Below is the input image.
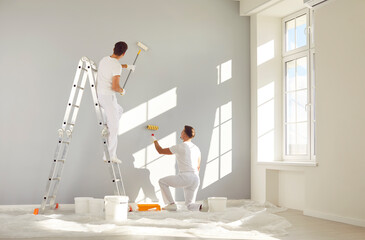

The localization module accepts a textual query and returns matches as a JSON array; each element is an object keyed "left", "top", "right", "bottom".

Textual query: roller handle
[{"left": 122, "top": 50, "right": 141, "bottom": 89}]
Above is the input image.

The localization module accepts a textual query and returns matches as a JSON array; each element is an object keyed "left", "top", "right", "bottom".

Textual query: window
[{"left": 282, "top": 9, "right": 315, "bottom": 160}]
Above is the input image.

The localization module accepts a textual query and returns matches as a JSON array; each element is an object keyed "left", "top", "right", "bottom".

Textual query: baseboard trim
[{"left": 304, "top": 209, "right": 365, "bottom": 227}]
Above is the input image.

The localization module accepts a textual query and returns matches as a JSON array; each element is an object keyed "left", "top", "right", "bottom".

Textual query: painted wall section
[{"left": 0, "top": 0, "right": 250, "bottom": 205}]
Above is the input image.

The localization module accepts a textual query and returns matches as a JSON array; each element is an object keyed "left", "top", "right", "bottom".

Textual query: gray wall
[{"left": 0, "top": 0, "right": 250, "bottom": 204}]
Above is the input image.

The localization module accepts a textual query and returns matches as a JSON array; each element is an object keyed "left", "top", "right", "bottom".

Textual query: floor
[
  {"left": 6, "top": 209, "right": 365, "bottom": 240},
  {"left": 276, "top": 209, "right": 365, "bottom": 240}
]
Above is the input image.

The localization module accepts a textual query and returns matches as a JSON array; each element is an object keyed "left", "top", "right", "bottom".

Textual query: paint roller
[
  {"left": 147, "top": 125, "right": 159, "bottom": 131},
  {"left": 122, "top": 41, "right": 149, "bottom": 89}
]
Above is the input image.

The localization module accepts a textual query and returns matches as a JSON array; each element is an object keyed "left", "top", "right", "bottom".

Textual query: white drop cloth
[{"left": 0, "top": 199, "right": 291, "bottom": 239}]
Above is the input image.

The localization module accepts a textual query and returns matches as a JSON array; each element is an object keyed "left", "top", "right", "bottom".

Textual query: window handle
[{"left": 305, "top": 102, "right": 312, "bottom": 111}]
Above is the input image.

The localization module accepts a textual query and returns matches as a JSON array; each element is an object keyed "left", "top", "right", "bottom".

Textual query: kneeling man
[{"left": 152, "top": 125, "right": 203, "bottom": 211}]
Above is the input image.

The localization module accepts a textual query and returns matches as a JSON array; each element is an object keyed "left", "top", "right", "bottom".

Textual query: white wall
[
  {"left": 0, "top": 0, "right": 251, "bottom": 205},
  {"left": 304, "top": 0, "right": 365, "bottom": 225},
  {"left": 251, "top": 0, "right": 365, "bottom": 227}
]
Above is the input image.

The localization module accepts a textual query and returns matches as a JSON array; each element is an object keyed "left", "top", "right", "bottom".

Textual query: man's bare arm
[
  {"left": 111, "top": 75, "right": 124, "bottom": 93},
  {"left": 154, "top": 140, "right": 173, "bottom": 155}
]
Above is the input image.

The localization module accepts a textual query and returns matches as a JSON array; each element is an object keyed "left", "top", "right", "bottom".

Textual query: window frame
[
  {"left": 282, "top": 8, "right": 310, "bottom": 57},
  {"left": 282, "top": 8, "right": 315, "bottom": 161}
]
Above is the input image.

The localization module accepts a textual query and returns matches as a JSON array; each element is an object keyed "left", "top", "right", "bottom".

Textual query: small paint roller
[
  {"left": 147, "top": 125, "right": 159, "bottom": 130},
  {"left": 122, "top": 41, "right": 149, "bottom": 89}
]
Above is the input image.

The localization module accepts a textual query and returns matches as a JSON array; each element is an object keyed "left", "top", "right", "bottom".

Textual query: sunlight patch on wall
[
  {"left": 202, "top": 102, "right": 233, "bottom": 189},
  {"left": 257, "top": 40, "right": 274, "bottom": 66},
  {"left": 148, "top": 88, "right": 177, "bottom": 120},
  {"left": 118, "top": 88, "right": 177, "bottom": 135},
  {"left": 257, "top": 82, "right": 275, "bottom": 162},
  {"left": 132, "top": 132, "right": 177, "bottom": 203},
  {"left": 217, "top": 60, "right": 232, "bottom": 84},
  {"left": 118, "top": 103, "right": 147, "bottom": 135}
]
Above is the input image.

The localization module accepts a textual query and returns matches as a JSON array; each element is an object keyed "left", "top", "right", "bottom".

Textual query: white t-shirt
[
  {"left": 169, "top": 141, "right": 201, "bottom": 173},
  {"left": 96, "top": 56, "right": 122, "bottom": 95}
]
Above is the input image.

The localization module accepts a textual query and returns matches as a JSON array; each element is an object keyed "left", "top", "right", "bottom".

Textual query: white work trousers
[
  {"left": 159, "top": 172, "right": 201, "bottom": 211},
  {"left": 98, "top": 94, "right": 123, "bottom": 159}
]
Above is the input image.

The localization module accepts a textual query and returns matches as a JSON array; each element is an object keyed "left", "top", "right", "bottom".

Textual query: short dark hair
[
  {"left": 184, "top": 125, "right": 195, "bottom": 138},
  {"left": 113, "top": 41, "right": 128, "bottom": 56}
]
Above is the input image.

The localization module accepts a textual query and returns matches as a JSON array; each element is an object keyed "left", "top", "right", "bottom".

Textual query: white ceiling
[{"left": 259, "top": 0, "right": 305, "bottom": 17}]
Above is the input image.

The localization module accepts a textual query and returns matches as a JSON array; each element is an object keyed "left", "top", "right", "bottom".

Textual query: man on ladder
[{"left": 97, "top": 41, "right": 136, "bottom": 164}]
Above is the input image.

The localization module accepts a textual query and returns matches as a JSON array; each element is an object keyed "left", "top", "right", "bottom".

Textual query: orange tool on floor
[{"left": 137, "top": 204, "right": 161, "bottom": 211}]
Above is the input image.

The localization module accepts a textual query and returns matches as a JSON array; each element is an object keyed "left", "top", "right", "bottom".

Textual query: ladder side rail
[
  {"left": 69, "top": 68, "right": 89, "bottom": 133},
  {"left": 41, "top": 141, "right": 68, "bottom": 212},
  {"left": 49, "top": 62, "right": 89, "bottom": 208},
  {"left": 116, "top": 164, "right": 126, "bottom": 195},
  {"left": 62, "top": 59, "right": 84, "bottom": 131},
  {"left": 39, "top": 59, "right": 85, "bottom": 212},
  {"left": 86, "top": 61, "right": 122, "bottom": 195},
  {"left": 49, "top": 139, "right": 71, "bottom": 208}
]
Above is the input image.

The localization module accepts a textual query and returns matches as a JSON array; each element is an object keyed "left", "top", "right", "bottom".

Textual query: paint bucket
[
  {"left": 89, "top": 198, "right": 105, "bottom": 217},
  {"left": 74, "top": 197, "right": 93, "bottom": 214},
  {"left": 104, "top": 195, "right": 129, "bottom": 222},
  {"left": 208, "top": 197, "right": 227, "bottom": 212}
]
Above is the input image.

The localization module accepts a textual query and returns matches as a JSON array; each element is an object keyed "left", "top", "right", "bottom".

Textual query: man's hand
[
  {"left": 151, "top": 134, "right": 157, "bottom": 143},
  {"left": 152, "top": 134, "right": 173, "bottom": 155},
  {"left": 126, "top": 64, "right": 136, "bottom": 72},
  {"left": 120, "top": 88, "right": 126, "bottom": 96},
  {"left": 122, "top": 64, "right": 136, "bottom": 72}
]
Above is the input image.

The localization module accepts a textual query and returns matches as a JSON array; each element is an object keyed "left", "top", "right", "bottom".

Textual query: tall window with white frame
[{"left": 282, "top": 9, "right": 315, "bottom": 161}]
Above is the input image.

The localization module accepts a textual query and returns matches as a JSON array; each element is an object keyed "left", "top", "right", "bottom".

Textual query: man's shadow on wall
[{"left": 119, "top": 156, "right": 159, "bottom": 203}]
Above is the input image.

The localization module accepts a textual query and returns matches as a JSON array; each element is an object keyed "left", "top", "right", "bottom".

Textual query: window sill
[{"left": 257, "top": 160, "right": 318, "bottom": 167}]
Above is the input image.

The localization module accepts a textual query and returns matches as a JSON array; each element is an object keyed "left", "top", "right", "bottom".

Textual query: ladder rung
[
  {"left": 73, "top": 84, "right": 84, "bottom": 90},
  {"left": 58, "top": 141, "right": 70, "bottom": 144},
  {"left": 44, "top": 195, "right": 56, "bottom": 200},
  {"left": 65, "top": 122, "right": 75, "bottom": 126},
  {"left": 112, "top": 179, "right": 121, "bottom": 183},
  {"left": 54, "top": 159, "right": 65, "bottom": 163},
  {"left": 72, "top": 104, "right": 80, "bottom": 108},
  {"left": 48, "top": 177, "right": 61, "bottom": 181}
]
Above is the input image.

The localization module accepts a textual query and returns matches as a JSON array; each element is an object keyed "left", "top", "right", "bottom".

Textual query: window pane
[
  {"left": 286, "top": 60, "right": 296, "bottom": 91},
  {"left": 296, "top": 122, "right": 308, "bottom": 154},
  {"left": 296, "top": 57, "right": 307, "bottom": 90},
  {"left": 286, "top": 19, "right": 295, "bottom": 51},
  {"left": 297, "top": 90, "right": 308, "bottom": 122},
  {"left": 286, "top": 123, "right": 296, "bottom": 155},
  {"left": 286, "top": 123, "right": 308, "bottom": 155},
  {"left": 286, "top": 92, "right": 296, "bottom": 123},
  {"left": 296, "top": 15, "right": 307, "bottom": 48}
]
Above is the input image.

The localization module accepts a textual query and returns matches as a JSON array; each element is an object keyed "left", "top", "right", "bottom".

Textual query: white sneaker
[
  {"left": 104, "top": 157, "right": 122, "bottom": 164},
  {"left": 162, "top": 203, "right": 177, "bottom": 211},
  {"left": 200, "top": 199, "right": 209, "bottom": 212}
]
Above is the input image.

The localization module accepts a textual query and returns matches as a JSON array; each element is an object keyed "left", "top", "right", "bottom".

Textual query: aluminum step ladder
[{"left": 34, "top": 57, "right": 125, "bottom": 215}]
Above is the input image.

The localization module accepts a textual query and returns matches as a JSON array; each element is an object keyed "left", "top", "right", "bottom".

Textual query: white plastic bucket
[
  {"left": 104, "top": 195, "right": 129, "bottom": 222},
  {"left": 74, "top": 197, "right": 93, "bottom": 214},
  {"left": 89, "top": 198, "right": 105, "bottom": 217},
  {"left": 208, "top": 197, "right": 227, "bottom": 212}
]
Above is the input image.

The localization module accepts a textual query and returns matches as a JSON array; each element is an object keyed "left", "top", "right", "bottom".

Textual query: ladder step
[
  {"left": 65, "top": 122, "right": 75, "bottom": 126},
  {"left": 73, "top": 84, "right": 84, "bottom": 90},
  {"left": 44, "top": 195, "right": 56, "bottom": 200},
  {"left": 54, "top": 159, "right": 65, "bottom": 163},
  {"left": 58, "top": 141, "right": 70, "bottom": 144},
  {"left": 112, "top": 179, "right": 121, "bottom": 183},
  {"left": 48, "top": 177, "right": 61, "bottom": 181},
  {"left": 72, "top": 104, "right": 80, "bottom": 108}
]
